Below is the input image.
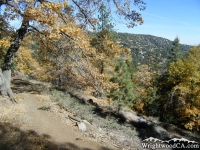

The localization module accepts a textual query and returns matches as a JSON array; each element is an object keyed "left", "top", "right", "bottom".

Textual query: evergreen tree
[
  {"left": 108, "top": 58, "right": 136, "bottom": 108},
  {"left": 168, "top": 37, "right": 182, "bottom": 63},
  {"left": 97, "top": 4, "right": 113, "bottom": 31},
  {"left": 90, "top": 3, "right": 117, "bottom": 76},
  {"left": 95, "top": 3, "right": 117, "bottom": 41}
]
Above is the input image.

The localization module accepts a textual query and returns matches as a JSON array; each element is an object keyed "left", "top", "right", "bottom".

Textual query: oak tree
[
  {"left": 158, "top": 46, "right": 200, "bottom": 131},
  {"left": 0, "top": 0, "right": 146, "bottom": 101}
]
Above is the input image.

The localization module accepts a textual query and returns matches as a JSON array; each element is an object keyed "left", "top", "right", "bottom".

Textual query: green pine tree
[
  {"left": 168, "top": 36, "right": 182, "bottom": 63},
  {"left": 90, "top": 3, "right": 117, "bottom": 75},
  {"left": 95, "top": 3, "right": 117, "bottom": 41},
  {"left": 108, "top": 58, "right": 136, "bottom": 108}
]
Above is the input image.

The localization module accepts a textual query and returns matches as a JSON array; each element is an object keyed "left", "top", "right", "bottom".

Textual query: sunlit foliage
[
  {"left": 132, "top": 65, "right": 158, "bottom": 114},
  {"left": 159, "top": 46, "right": 200, "bottom": 131},
  {"left": 14, "top": 34, "right": 43, "bottom": 77},
  {"left": 0, "top": 0, "right": 146, "bottom": 92}
]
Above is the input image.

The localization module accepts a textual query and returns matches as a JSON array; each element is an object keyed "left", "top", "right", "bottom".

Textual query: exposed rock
[
  {"left": 119, "top": 110, "right": 150, "bottom": 124},
  {"left": 77, "top": 122, "right": 87, "bottom": 132}
]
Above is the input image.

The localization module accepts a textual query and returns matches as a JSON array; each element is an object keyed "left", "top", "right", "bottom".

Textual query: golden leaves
[
  {"left": 134, "top": 65, "right": 152, "bottom": 86},
  {"left": 2, "top": 0, "right": 132, "bottom": 103},
  {"left": 0, "top": 38, "right": 10, "bottom": 49},
  {"left": 182, "top": 106, "right": 200, "bottom": 131},
  {"left": 184, "top": 122, "right": 195, "bottom": 130},
  {"left": 40, "top": 2, "right": 62, "bottom": 15},
  {"left": 166, "top": 45, "right": 200, "bottom": 131},
  {"left": 23, "top": 1, "right": 62, "bottom": 25},
  {"left": 137, "top": 17, "right": 144, "bottom": 24}
]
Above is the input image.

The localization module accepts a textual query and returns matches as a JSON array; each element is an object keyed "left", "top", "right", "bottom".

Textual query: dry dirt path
[{"left": 0, "top": 91, "right": 118, "bottom": 150}]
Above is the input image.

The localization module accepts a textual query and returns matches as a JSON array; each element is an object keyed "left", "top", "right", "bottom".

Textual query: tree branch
[{"left": 71, "top": 0, "right": 95, "bottom": 29}]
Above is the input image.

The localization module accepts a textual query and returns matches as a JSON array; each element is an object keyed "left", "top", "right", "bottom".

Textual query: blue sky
[
  {"left": 115, "top": 0, "right": 200, "bottom": 45},
  {"left": 3, "top": 0, "right": 199, "bottom": 45}
]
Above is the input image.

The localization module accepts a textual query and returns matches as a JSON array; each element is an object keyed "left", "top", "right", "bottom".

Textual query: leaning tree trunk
[
  {"left": 2, "top": 22, "right": 28, "bottom": 71},
  {"left": 0, "top": 21, "right": 28, "bottom": 103}
]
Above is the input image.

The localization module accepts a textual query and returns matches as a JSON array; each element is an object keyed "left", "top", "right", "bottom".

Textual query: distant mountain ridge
[{"left": 116, "top": 32, "right": 192, "bottom": 67}]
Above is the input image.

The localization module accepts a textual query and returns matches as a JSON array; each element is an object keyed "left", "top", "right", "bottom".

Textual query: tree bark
[
  {"left": 2, "top": 22, "right": 28, "bottom": 71},
  {"left": 0, "top": 0, "right": 7, "bottom": 5}
]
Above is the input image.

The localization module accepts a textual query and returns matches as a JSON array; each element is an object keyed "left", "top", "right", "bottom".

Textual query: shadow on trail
[
  {"left": 0, "top": 122, "right": 111, "bottom": 150},
  {"left": 11, "top": 78, "right": 47, "bottom": 94}
]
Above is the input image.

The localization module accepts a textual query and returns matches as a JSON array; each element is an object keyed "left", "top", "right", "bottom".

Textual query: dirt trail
[{"left": 0, "top": 80, "right": 118, "bottom": 150}]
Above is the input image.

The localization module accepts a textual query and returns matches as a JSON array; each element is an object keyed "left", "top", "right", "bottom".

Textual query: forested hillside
[
  {"left": 117, "top": 32, "right": 191, "bottom": 67},
  {"left": 0, "top": 0, "right": 199, "bottom": 137}
]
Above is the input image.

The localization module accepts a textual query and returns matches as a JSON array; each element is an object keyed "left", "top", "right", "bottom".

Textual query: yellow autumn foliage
[
  {"left": 166, "top": 45, "right": 200, "bottom": 131},
  {"left": 0, "top": 38, "right": 10, "bottom": 49},
  {"left": 14, "top": 35, "right": 45, "bottom": 79},
  {"left": 90, "top": 33, "right": 131, "bottom": 95},
  {"left": 132, "top": 65, "right": 157, "bottom": 114},
  {"left": 0, "top": 37, "right": 11, "bottom": 65}
]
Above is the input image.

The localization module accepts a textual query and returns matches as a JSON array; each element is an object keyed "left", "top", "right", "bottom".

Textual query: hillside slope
[
  {"left": 0, "top": 75, "right": 199, "bottom": 150},
  {"left": 117, "top": 33, "right": 191, "bottom": 67}
]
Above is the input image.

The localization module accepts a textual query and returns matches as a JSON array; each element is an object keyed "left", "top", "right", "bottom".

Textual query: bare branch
[{"left": 71, "top": 0, "right": 95, "bottom": 29}]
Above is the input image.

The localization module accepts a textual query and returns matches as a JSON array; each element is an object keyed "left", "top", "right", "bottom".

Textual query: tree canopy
[
  {"left": 0, "top": 0, "right": 145, "bottom": 69},
  {"left": 0, "top": 0, "right": 146, "bottom": 97}
]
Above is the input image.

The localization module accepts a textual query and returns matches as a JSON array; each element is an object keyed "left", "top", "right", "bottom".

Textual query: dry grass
[
  {"left": 0, "top": 97, "right": 26, "bottom": 125},
  {"left": 48, "top": 89, "right": 142, "bottom": 149}
]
